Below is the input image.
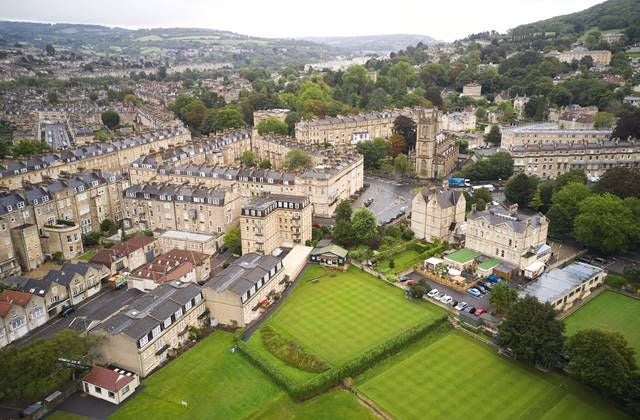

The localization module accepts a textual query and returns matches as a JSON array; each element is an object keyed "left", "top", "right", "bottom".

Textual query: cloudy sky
[{"left": 1, "top": 0, "right": 605, "bottom": 41}]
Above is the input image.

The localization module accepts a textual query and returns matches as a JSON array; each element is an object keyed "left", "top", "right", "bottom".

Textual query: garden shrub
[{"left": 261, "top": 326, "right": 328, "bottom": 373}]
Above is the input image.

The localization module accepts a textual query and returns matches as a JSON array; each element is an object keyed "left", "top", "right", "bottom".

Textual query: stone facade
[
  {"left": 500, "top": 123, "right": 612, "bottom": 149},
  {"left": 510, "top": 139, "right": 640, "bottom": 180},
  {"left": 465, "top": 204, "right": 549, "bottom": 270},
  {"left": 240, "top": 194, "right": 312, "bottom": 255},
  {"left": 411, "top": 189, "right": 465, "bottom": 242}
]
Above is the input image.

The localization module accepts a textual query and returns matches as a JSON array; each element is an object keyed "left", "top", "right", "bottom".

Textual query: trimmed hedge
[
  {"left": 236, "top": 315, "right": 449, "bottom": 401},
  {"left": 261, "top": 326, "right": 328, "bottom": 373}
]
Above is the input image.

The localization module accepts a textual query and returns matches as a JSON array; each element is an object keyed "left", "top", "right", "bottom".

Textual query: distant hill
[
  {"left": 511, "top": 0, "right": 640, "bottom": 38},
  {"left": 300, "top": 34, "right": 438, "bottom": 54},
  {"left": 0, "top": 21, "right": 342, "bottom": 67}
]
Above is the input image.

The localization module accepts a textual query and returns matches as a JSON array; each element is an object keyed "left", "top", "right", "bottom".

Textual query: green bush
[
  {"left": 604, "top": 274, "right": 628, "bottom": 289},
  {"left": 261, "top": 326, "right": 328, "bottom": 373},
  {"left": 236, "top": 316, "right": 449, "bottom": 401}
]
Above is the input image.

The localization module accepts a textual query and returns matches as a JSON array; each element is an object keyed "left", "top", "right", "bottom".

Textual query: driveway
[
  {"left": 407, "top": 271, "right": 494, "bottom": 312},
  {"left": 16, "top": 287, "right": 143, "bottom": 346}
]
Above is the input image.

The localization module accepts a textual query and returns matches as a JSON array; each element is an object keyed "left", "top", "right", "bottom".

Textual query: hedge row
[{"left": 236, "top": 316, "right": 449, "bottom": 401}]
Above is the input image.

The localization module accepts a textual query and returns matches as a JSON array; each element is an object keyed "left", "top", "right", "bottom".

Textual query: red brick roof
[
  {"left": 0, "top": 290, "right": 32, "bottom": 307},
  {"left": 90, "top": 236, "right": 156, "bottom": 266},
  {"left": 0, "top": 301, "right": 11, "bottom": 317},
  {"left": 83, "top": 365, "right": 135, "bottom": 393}
]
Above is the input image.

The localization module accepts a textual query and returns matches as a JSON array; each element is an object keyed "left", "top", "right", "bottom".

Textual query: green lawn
[
  {"left": 111, "top": 332, "right": 282, "bottom": 420},
  {"left": 248, "top": 389, "right": 376, "bottom": 420},
  {"left": 565, "top": 290, "right": 640, "bottom": 354},
  {"left": 357, "top": 331, "right": 626, "bottom": 420},
  {"left": 248, "top": 265, "right": 445, "bottom": 367},
  {"left": 77, "top": 249, "right": 96, "bottom": 262},
  {"left": 377, "top": 248, "right": 423, "bottom": 275},
  {"left": 445, "top": 248, "right": 480, "bottom": 264}
]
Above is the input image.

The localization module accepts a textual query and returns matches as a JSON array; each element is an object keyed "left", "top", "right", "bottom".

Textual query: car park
[{"left": 467, "top": 288, "right": 481, "bottom": 298}]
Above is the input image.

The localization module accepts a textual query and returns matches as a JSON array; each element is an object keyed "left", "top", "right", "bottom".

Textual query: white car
[
  {"left": 455, "top": 301, "right": 468, "bottom": 311},
  {"left": 440, "top": 295, "right": 453, "bottom": 305},
  {"left": 427, "top": 289, "right": 439, "bottom": 298}
]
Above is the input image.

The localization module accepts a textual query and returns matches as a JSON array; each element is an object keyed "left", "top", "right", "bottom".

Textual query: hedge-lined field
[
  {"left": 249, "top": 264, "right": 445, "bottom": 366},
  {"left": 357, "top": 331, "right": 626, "bottom": 420},
  {"left": 565, "top": 290, "right": 640, "bottom": 354}
]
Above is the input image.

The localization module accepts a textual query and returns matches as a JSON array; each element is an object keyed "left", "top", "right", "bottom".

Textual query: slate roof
[
  {"left": 468, "top": 204, "right": 544, "bottom": 233},
  {"left": 206, "top": 253, "right": 281, "bottom": 297}
]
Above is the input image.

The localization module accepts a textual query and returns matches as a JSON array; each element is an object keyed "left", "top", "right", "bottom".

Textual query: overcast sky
[{"left": 0, "top": 0, "right": 605, "bottom": 41}]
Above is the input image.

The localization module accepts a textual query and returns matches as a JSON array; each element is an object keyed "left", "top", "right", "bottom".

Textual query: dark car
[
  {"left": 468, "top": 306, "right": 477, "bottom": 315},
  {"left": 476, "top": 285, "right": 488, "bottom": 294},
  {"left": 60, "top": 306, "right": 75, "bottom": 317}
]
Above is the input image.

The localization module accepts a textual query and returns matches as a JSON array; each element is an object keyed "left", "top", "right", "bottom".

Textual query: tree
[
  {"left": 408, "top": 284, "right": 427, "bottom": 299},
  {"left": 0, "top": 330, "right": 98, "bottom": 403},
  {"left": 334, "top": 200, "right": 352, "bottom": 225},
  {"left": 202, "top": 106, "right": 245, "bottom": 134},
  {"left": 505, "top": 173, "right": 538, "bottom": 208},
  {"left": 183, "top": 100, "right": 207, "bottom": 131},
  {"left": 555, "top": 170, "right": 587, "bottom": 190},
  {"left": 100, "top": 219, "right": 117, "bottom": 234},
  {"left": 424, "top": 86, "right": 443, "bottom": 107},
  {"left": 10, "top": 139, "right": 50, "bottom": 157},
  {"left": 485, "top": 125, "right": 502, "bottom": 145},
  {"left": 45, "top": 43, "right": 56, "bottom": 56},
  {"left": 240, "top": 150, "right": 256, "bottom": 167},
  {"left": 393, "top": 116, "right": 417, "bottom": 150},
  {"left": 489, "top": 282, "right": 518, "bottom": 315},
  {"left": 285, "top": 149, "right": 313, "bottom": 170},
  {"left": 460, "top": 152, "right": 513, "bottom": 181},
  {"left": 387, "top": 134, "right": 406, "bottom": 157},
  {"left": 101, "top": 110, "right": 120, "bottom": 129},
  {"left": 595, "top": 167, "right": 640, "bottom": 199},
  {"left": 224, "top": 227, "right": 241, "bottom": 255},
  {"left": 47, "top": 90, "right": 59, "bottom": 105},
  {"left": 496, "top": 296, "right": 565, "bottom": 367},
  {"left": 333, "top": 220, "right": 353, "bottom": 247},
  {"left": 574, "top": 194, "right": 639, "bottom": 254},
  {"left": 612, "top": 106, "right": 640, "bottom": 141},
  {"left": 394, "top": 153, "right": 409, "bottom": 175},
  {"left": 523, "top": 96, "right": 547, "bottom": 121},
  {"left": 547, "top": 182, "right": 593, "bottom": 236},
  {"left": 259, "top": 159, "right": 272, "bottom": 169},
  {"left": 356, "top": 138, "right": 388, "bottom": 169},
  {"left": 256, "top": 117, "right": 289, "bottom": 136},
  {"left": 566, "top": 330, "right": 637, "bottom": 398},
  {"left": 593, "top": 112, "right": 614, "bottom": 129},
  {"left": 351, "top": 208, "right": 378, "bottom": 245}
]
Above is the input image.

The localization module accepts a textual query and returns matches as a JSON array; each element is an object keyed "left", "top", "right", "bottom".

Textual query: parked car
[
  {"left": 474, "top": 307, "right": 487, "bottom": 316},
  {"left": 427, "top": 289, "right": 439, "bottom": 298},
  {"left": 364, "top": 198, "right": 374, "bottom": 207},
  {"left": 451, "top": 300, "right": 458, "bottom": 307},
  {"left": 406, "top": 280, "right": 416, "bottom": 287},
  {"left": 484, "top": 282, "right": 494, "bottom": 289},
  {"left": 467, "top": 306, "right": 476, "bottom": 314},
  {"left": 487, "top": 274, "right": 502, "bottom": 284},
  {"left": 476, "top": 285, "right": 488, "bottom": 294},
  {"left": 455, "top": 301, "right": 468, "bottom": 311},
  {"left": 441, "top": 295, "right": 453, "bottom": 305},
  {"left": 60, "top": 306, "right": 75, "bottom": 317},
  {"left": 398, "top": 275, "right": 410, "bottom": 282},
  {"left": 467, "top": 288, "right": 481, "bottom": 298}
]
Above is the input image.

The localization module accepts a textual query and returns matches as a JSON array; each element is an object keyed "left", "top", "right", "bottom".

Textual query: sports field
[
  {"left": 248, "top": 264, "right": 446, "bottom": 367},
  {"left": 565, "top": 290, "right": 640, "bottom": 354},
  {"left": 357, "top": 331, "right": 626, "bottom": 420},
  {"left": 111, "top": 332, "right": 281, "bottom": 420}
]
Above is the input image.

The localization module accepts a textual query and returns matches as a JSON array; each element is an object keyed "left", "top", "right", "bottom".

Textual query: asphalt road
[
  {"left": 16, "top": 286, "right": 143, "bottom": 346},
  {"left": 353, "top": 175, "right": 417, "bottom": 223},
  {"left": 407, "top": 271, "right": 493, "bottom": 312}
]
